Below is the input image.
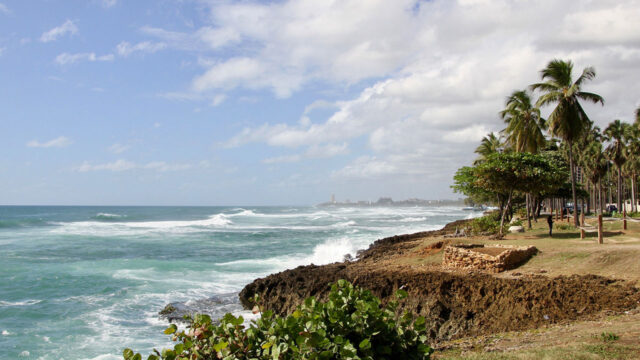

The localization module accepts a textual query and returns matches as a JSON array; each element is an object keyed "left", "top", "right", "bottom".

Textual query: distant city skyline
[{"left": 1, "top": 0, "right": 639, "bottom": 205}]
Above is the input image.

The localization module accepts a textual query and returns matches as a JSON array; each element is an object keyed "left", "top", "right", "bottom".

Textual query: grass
[
  {"left": 408, "top": 214, "right": 640, "bottom": 359},
  {"left": 436, "top": 344, "right": 637, "bottom": 360},
  {"left": 403, "top": 218, "right": 640, "bottom": 284}
]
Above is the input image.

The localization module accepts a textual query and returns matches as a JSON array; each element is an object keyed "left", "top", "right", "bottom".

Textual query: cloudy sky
[{"left": 1, "top": 0, "right": 639, "bottom": 205}]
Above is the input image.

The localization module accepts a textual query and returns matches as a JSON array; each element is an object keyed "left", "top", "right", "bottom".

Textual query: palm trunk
[
  {"left": 608, "top": 170, "right": 613, "bottom": 206},
  {"left": 568, "top": 145, "right": 579, "bottom": 227},
  {"left": 587, "top": 182, "right": 592, "bottom": 214},
  {"left": 526, "top": 193, "right": 532, "bottom": 229},
  {"left": 632, "top": 172, "right": 637, "bottom": 213},
  {"left": 599, "top": 180, "right": 604, "bottom": 214},
  {"left": 617, "top": 166, "right": 623, "bottom": 212}
]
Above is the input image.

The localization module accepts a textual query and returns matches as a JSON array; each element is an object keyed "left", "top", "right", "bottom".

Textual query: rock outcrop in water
[{"left": 159, "top": 293, "right": 241, "bottom": 324}]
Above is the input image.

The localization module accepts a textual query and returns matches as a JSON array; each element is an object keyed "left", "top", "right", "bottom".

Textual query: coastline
[{"left": 236, "top": 216, "right": 640, "bottom": 347}]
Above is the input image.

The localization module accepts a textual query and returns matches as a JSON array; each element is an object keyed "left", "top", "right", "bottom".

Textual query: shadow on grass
[{"left": 533, "top": 231, "right": 624, "bottom": 239}]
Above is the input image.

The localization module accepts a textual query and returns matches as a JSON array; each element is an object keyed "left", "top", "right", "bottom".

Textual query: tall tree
[
  {"left": 473, "top": 132, "right": 505, "bottom": 165},
  {"left": 531, "top": 59, "right": 604, "bottom": 226},
  {"left": 583, "top": 140, "right": 608, "bottom": 214},
  {"left": 500, "top": 90, "right": 547, "bottom": 153},
  {"left": 604, "top": 119, "right": 629, "bottom": 211},
  {"left": 500, "top": 89, "right": 546, "bottom": 228},
  {"left": 471, "top": 152, "right": 567, "bottom": 235},
  {"left": 624, "top": 125, "right": 640, "bottom": 213}
]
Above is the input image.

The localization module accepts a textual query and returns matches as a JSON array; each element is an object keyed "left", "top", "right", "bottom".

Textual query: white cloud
[
  {"left": 75, "top": 159, "right": 194, "bottom": 172},
  {"left": 214, "top": 0, "right": 640, "bottom": 185},
  {"left": 262, "top": 143, "right": 349, "bottom": 164},
  {"left": 211, "top": 94, "right": 227, "bottom": 107},
  {"left": 26, "top": 136, "right": 72, "bottom": 148},
  {"left": 262, "top": 154, "right": 302, "bottom": 164},
  {"left": 158, "top": 92, "right": 204, "bottom": 101},
  {"left": 40, "top": 20, "right": 78, "bottom": 43},
  {"left": 306, "top": 143, "right": 349, "bottom": 158},
  {"left": 107, "top": 143, "right": 130, "bottom": 154},
  {"left": 442, "top": 125, "right": 488, "bottom": 144},
  {"left": 143, "top": 161, "right": 192, "bottom": 172},
  {"left": 55, "top": 52, "right": 114, "bottom": 65},
  {"left": 116, "top": 41, "right": 166, "bottom": 57},
  {"left": 0, "top": 3, "right": 10, "bottom": 14},
  {"left": 102, "top": 0, "right": 117, "bottom": 8},
  {"left": 76, "top": 159, "right": 135, "bottom": 172},
  {"left": 331, "top": 156, "right": 397, "bottom": 179},
  {"left": 140, "top": 25, "right": 241, "bottom": 52}
]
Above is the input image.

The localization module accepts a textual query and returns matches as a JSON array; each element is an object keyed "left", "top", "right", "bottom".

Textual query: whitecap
[
  {"left": 0, "top": 299, "right": 42, "bottom": 307},
  {"left": 50, "top": 214, "right": 232, "bottom": 236}
]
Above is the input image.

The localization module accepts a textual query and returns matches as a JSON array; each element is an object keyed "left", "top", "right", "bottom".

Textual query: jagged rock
[{"left": 159, "top": 293, "right": 241, "bottom": 323}]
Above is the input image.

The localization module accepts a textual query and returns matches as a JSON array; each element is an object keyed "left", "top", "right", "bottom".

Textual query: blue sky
[{"left": 1, "top": 0, "right": 639, "bottom": 205}]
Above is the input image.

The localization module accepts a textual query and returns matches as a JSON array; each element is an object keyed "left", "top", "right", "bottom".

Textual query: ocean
[{"left": 0, "top": 205, "right": 480, "bottom": 359}]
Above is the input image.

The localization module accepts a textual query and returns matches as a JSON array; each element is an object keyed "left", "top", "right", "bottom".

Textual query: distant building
[{"left": 331, "top": 194, "right": 335, "bottom": 203}]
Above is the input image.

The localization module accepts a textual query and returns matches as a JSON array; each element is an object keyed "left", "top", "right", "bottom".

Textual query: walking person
[{"left": 547, "top": 215, "right": 553, "bottom": 237}]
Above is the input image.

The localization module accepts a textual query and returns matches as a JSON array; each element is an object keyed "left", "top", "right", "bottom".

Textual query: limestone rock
[{"left": 508, "top": 225, "right": 524, "bottom": 233}]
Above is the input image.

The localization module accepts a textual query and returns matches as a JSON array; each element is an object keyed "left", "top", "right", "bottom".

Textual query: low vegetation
[
  {"left": 466, "top": 213, "right": 507, "bottom": 235},
  {"left": 124, "top": 280, "right": 433, "bottom": 360}
]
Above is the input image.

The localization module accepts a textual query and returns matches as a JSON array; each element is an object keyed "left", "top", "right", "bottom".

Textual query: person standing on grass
[{"left": 547, "top": 215, "right": 553, "bottom": 237}]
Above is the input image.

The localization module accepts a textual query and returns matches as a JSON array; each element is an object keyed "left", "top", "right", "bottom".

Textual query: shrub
[
  {"left": 613, "top": 211, "right": 640, "bottom": 218},
  {"left": 599, "top": 332, "right": 619, "bottom": 342},
  {"left": 123, "top": 280, "right": 433, "bottom": 360},
  {"left": 468, "top": 215, "right": 506, "bottom": 235}
]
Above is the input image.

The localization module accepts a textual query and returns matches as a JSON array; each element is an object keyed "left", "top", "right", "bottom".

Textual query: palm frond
[
  {"left": 574, "top": 66, "right": 596, "bottom": 87},
  {"left": 540, "top": 59, "right": 573, "bottom": 87},
  {"left": 577, "top": 91, "right": 604, "bottom": 105}
]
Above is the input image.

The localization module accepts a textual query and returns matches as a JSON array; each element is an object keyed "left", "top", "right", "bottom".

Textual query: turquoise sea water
[{"left": 0, "top": 206, "right": 480, "bottom": 359}]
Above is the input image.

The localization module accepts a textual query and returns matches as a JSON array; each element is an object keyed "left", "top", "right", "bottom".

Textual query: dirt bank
[{"left": 239, "top": 219, "right": 640, "bottom": 342}]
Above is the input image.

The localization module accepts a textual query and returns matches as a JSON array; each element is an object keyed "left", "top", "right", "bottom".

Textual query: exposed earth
[{"left": 239, "top": 215, "right": 640, "bottom": 359}]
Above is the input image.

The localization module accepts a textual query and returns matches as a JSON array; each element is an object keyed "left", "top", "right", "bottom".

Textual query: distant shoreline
[{"left": 317, "top": 197, "right": 465, "bottom": 207}]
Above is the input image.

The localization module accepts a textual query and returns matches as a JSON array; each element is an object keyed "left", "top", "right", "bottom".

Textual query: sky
[{"left": 1, "top": 0, "right": 639, "bottom": 206}]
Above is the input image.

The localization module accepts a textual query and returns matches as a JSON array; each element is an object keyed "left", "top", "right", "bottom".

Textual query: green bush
[
  {"left": 468, "top": 215, "right": 506, "bottom": 235},
  {"left": 599, "top": 332, "right": 620, "bottom": 342},
  {"left": 124, "top": 280, "right": 433, "bottom": 360},
  {"left": 613, "top": 211, "right": 640, "bottom": 218}
]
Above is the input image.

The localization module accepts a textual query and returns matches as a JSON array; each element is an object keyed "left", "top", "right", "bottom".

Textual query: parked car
[{"left": 606, "top": 204, "right": 618, "bottom": 213}]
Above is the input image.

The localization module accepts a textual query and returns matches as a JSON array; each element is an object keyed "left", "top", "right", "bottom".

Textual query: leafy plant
[
  {"left": 555, "top": 223, "right": 572, "bottom": 231},
  {"left": 467, "top": 214, "right": 507, "bottom": 235},
  {"left": 510, "top": 219, "right": 524, "bottom": 227},
  {"left": 123, "top": 280, "right": 433, "bottom": 360},
  {"left": 613, "top": 211, "right": 640, "bottom": 218},
  {"left": 599, "top": 332, "right": 620, "bottom": 342}
]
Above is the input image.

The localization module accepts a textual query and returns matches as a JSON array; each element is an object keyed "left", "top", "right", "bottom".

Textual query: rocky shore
[{"left": 238, "top": 219, "right": 640, "bottom": 342}]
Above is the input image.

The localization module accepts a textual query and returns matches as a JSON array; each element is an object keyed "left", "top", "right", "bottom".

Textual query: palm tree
[
  {"left": 604, "top": 119, "right": 630, "bottom": 211},
  {"left": 500, "top": 89, "right": 546, "bottom": 228},
  {"left": 624, "top": 125, "right": 640, "bottom": 213},
  {"left": 583, "top": 140, "right": 608, "bottom": 214},
  {"left": 500, "top": 90, "right": 547, "bottom": 153},
  {"left": 531, "top": 59, "right": 604, "bottom": 227},
  {"left": 474, "top": 132, "right": 505, "bottom": 164}
]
